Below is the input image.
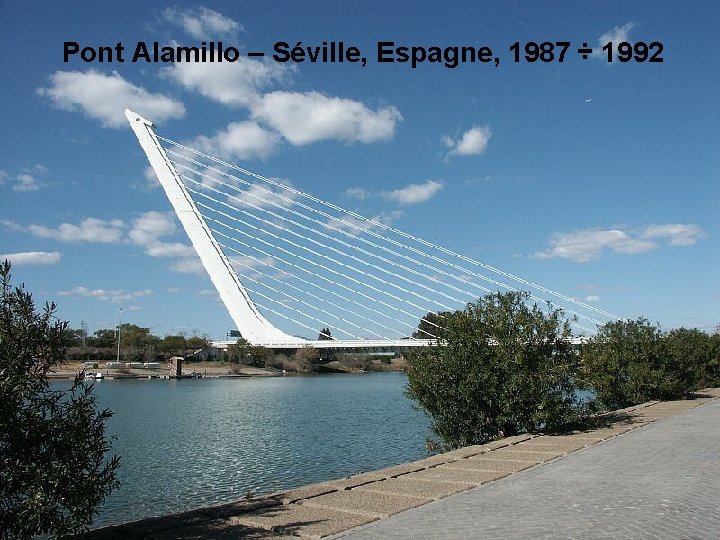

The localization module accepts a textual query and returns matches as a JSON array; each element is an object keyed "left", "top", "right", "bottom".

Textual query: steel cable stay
[
  {"left": 175, "top": 158, "right": 603, "bottom": 331},
  {"left": 214, "top": 236, "right": 415, "bottom": 340},
  {"left": 189, "top": 193, "right": 447, "bottom": 333},
  {"left": 180, "top": 172, "right": 465, "bottom": 311},
  {"left": 209, "top": 227, "right": 429, "bottom": 340},
  {"left": 206, "top": 219, "right": 439, "bottom": 340},
  {"left": 164, "top": 147, "right": 609, "bottom": 329},
  {"left": 168, "top": 157, "right": 503, "bottom": 311},
  {"left": 160, "top": 136, "right": 617, "bottom": 323},
  {"left": 219, "top": 242, "right": 404, "bottom": 341},
  {"left": 175, "top": 165, "right": 482, "bottom": 308},
  {"left": 230, "top": 264, "right": 365, "bottom": 341},
  {"left": 167, "top": 151, "right": 503, "bottom": 298}
]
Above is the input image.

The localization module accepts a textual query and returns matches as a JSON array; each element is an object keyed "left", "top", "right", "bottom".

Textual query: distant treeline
[{"left": 62, "top": 324, "right": 211, "bottom": 361}]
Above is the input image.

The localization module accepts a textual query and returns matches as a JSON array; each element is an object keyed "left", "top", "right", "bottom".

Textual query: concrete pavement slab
[
  {"left": 300, "top": 489, "right": 430, "bottom": 518},
  {"left": 353, "top": 476, "right": 473, "bottom": 500},
  {"left": 332, "top": 397, "right": 720, "bottom": 539},
  {"left": 232, "top": 504, "right": 374, "bottom": 538}
]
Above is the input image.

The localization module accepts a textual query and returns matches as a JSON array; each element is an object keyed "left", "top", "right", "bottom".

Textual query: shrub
[
  {"left": 0, "top": 261, "right": 120, "bottom": 538},
  {"left": 663, "top": 328, "right": 708, "bottom": 392},
  {"left": 707, "top": 333, "right": 720, "bottom": 386},
  {"left": 406, "top": 291, "right": 586, "bottom": 449},
  {"left": 580, "top": 318, "right": 704, "bottom": 409}
]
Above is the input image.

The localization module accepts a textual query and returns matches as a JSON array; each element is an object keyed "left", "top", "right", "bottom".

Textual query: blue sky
[{"left": 1, "top": 1, "right": 717, "bottom": 339}]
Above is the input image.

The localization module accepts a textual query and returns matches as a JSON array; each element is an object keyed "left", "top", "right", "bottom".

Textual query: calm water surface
[{"left": 61, "top": 373, "right": 431, "bottom": 528}]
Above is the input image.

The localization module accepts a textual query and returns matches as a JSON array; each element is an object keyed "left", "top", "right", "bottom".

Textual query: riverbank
[
  {"left": 85, "top": 388, "right": 720, "bottom": 538},
  {"left": 48, "top": 358, "right": 408, "bottom": 380}
]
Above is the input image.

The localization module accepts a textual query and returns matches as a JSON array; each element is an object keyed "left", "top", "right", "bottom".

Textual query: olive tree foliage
[
  {"left": 707, "top": 333, "right": 720, "bottom": 387},
  {"left": 580, "top": 318, "right": 706, "bottom": 409},
  {"left": 406, "top": 291, "right": 586, "bottom": 449},
  {"left": 0, "top": 261, "right": 120, "bottom": 539}
]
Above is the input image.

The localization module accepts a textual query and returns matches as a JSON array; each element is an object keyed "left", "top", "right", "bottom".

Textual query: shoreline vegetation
[{"left": 48, "top": 356, "right": 410, "bottom": 380}]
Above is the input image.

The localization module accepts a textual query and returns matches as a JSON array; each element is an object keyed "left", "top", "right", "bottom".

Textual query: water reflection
[{"left": 64, "top": 373, "right": 431, "bottom": 527}]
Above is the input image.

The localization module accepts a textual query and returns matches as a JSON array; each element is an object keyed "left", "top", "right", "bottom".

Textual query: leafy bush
[
  {"left": 707, "top": 333, "right": 720, "bottom": 386},
  {"left": 663, "top": 328, "right": 709, "bottom": 391},
  {"left": 0, "top": 261, "right": 120, "bottom": 538},
  {"left": 406, "top": 291, "right": 586, "bottom": 449},
  {"left": 580, "top": 318, "right": 705, "bottom": 409}
]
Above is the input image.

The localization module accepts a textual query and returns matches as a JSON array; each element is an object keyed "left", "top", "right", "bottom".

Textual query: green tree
[
  {"left": 293, "top": 347, "right": 320, "bottom": 372},
  {"left": 707, "top": 332, "right": 720, "bottom": 387},
  {"left": 406, "top": 291, "right": 585, "bottom": 449},
  {"left": 160, "top": 334, "right": 187, "bottom": 354},
  {"left": 580, "top": 318, "right": 703, "bottom": 409},
  {"left": 227, "top": 338, "right": 251, "bottom": 363},
  {"left": 89, "top": 328, "right": 116, "bottom": 348},
  {"left": 186, "top": 335, "right": 210, "bottom": 350},
  {"left": 412, "top": 311, "right": 450, "bottom": 339},
  {"left": 318, "top": 327, "right": 332, "bottom": 340},
  {"left": 0, "top": 261, "right": 120, "bottom": 538},
  {"left": 663, "top": 328, "right": 708, "bottom": 393},
  {"left": 248, "top": 345, "right": 270, "bottom": 366}
]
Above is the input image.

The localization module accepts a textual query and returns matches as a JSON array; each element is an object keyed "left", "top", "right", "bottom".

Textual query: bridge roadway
[
  {"left": 87, "top": 388, "right": 720, "bottom": 539},
  {"left": 211, "top": 336, "right": 589, "bottom": 350}
]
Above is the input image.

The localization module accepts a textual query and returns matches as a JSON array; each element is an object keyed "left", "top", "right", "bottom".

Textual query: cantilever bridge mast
[{"left": 126, "top": 109, "right": 616, "bottom": 349}]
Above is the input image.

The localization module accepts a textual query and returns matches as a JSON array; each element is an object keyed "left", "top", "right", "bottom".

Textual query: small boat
[{"left": 94, "top": 372, "right": 104, "bottom": 380}]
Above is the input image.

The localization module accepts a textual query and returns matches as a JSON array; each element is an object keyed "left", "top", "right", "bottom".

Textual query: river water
[{"left": 65, "top": 373, "right": 431, "bottom": 528}]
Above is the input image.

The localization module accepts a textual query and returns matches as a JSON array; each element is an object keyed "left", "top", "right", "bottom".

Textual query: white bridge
[{"left": 127, "top": 109, "right": 615, "bottom": 350}]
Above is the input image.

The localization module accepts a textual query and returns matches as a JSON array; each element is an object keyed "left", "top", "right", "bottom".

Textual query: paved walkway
[
  {"left": 335, "top": 393, "right": 720, "bottom": 539},
  {"left": 88, "top": 389, "right": 720, "bottom": 539}
]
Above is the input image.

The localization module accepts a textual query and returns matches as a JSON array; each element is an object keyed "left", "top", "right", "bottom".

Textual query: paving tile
[
  {"left": 489, "top": 449, "right": 562, "bottom": 461},
  {"left": 457, "top": 455, "right": 540, "bottom": 472},
  {"left": 147, "top": 518, "right": 283, "bottom": 539},
  {"left": 354, "top": 476, "right": 473, "bottom": 500},
  {"left": 509, "top": 440, "right": 586, "bottom": 453},
  {"left": 232, "top": 504, "right": 374, "bottom": 538},
  {"left": 410, "top": 464, "right": 512, "bottom": 484},
  {"left": 300, "top": 489, "right": 430, "bottom": 518},
  {"left": 280, "top": 474, "right": 387, "bottom": 504},
  {"left": 332, "top": 395, "right": 720, "bottom": 540}
]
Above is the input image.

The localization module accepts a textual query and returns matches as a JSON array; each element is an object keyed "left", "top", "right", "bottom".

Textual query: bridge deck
[{"left": 211, "top": 339, "right": 435, "bottom": 350}]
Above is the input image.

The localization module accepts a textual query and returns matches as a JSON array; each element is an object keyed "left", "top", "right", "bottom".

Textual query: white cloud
[
  {"left": 641, "top": 224, "right": 703, "bottom": 246},
  {"left": 58, "top": 286, "right": 153, "bottom": 303},
  {"left": 192, "top": 121, "right": 280, "bottom": 160},
  {"left": 444, "top": 125, "right": 492, "bottom": 158},
  {"left": 251, "top": 91, "right": 402, "bottom": 145},
  {"left": 344, "top": 187, "right": 368, "bottom": 200},
  {"left": 1, "top": 166, "right": 49, "bottom": 192},
  {"left": 169, "top": 258, "right": 206, "bottom": 275},
  {"left": 162, "top": 57, "right": 287, "bottom": 107},
  {"left": 382, "top": 180, "right": 443, "bottom": 205},
  {"left": 162, "top": 7, "right": 242, "bottom": 39},
  {"left": 230, "top": 255, "right": 275, "bottom": 272},
  {"left": 534, "top": 223, "right": 703, "bottom": 262},
  {"left": 0, "top": 251, "right": 61, "bottom": 266},
  {"left": 325, "top": 211, "right": 403, "bottom": 235},
  {"left": 132, "top": 166, "right": 161, "bottom": 192},
  {"left": 592, "top": 22, "right": 637, "bottom": 60},
  {"left": 585, "top": 295, "right": 601, "bottom": 302},
  {"left": 129, "top": 211, "right": 195, "bottom": 257},
  {"left": 27, "top": 217, "right": 125, "bottom": 243},
  {"left": 196, "top": 288, "right": 219, "bottom": 297},
  {"left": 13, "top": 174, "right": 42, "bottom": 192},
  {"left": 37, "top": 70, "right": 185, "bottom": 128},
  {"left": 226, "top": 180, "right": 297, "bottom": 210}
]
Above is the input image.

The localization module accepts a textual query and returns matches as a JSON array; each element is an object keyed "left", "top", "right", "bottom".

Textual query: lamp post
[{"left": 116, "top": 307, "right": 124, "bottom": 364}]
